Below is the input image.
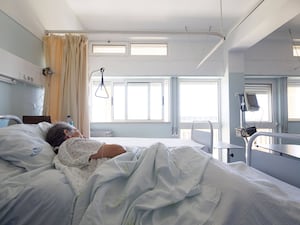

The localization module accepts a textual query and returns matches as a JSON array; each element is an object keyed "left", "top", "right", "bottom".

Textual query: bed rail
[
  {"left": 0, "top": 115, "right": 23, "bottom": 126},
  {"left": 191, "top": 120, "right": 213, "bottom": 153},
  {"left": 246, "top": 132, "right": 300, "bottom": 166},
  {"left": 247, "top": 131, "right": 300, "bottom": 188}
]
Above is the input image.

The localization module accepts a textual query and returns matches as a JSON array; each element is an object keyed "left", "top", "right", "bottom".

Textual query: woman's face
[{"left": 64, "top": 128, "right": 83, "bottom": 139}]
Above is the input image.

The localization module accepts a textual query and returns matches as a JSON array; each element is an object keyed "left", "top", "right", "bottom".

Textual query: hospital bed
[
  {"left": 0, "top": 114, "right": 23, "bottom": 127},
  {"left": 0, "top": 115, "right": 299, "bottom": 225},
  {"left": 91, "top": 120, "right": 214, "bottom": 153},
  {"left": 93, "top": 136, "right": 205, "bottom": 149}
]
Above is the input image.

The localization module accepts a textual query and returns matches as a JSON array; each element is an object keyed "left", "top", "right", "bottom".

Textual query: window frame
[
  {"left": 89, "top": 77, "right": 170, "bottom": 123},
  {"left": 244, "top": 79, "right": 278, "bottom": 132}
]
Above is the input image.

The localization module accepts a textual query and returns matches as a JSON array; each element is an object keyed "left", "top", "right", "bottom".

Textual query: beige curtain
[
  {"left": 43, "top": 34, "right": 90, "bottom": 137},
  {"left": 43, "top": 35, "right": 63, "bottom": 122}
]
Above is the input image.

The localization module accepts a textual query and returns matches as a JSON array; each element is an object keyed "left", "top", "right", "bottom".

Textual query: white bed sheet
[
  {"left": 0, "top": 158, "right": 25, "bottom": 182},
  {"left": 193, "top": 158, "right": 300, "bottom": 225},
  {"left": 0, "top": 166, "right": 75, "bottom": 225},
  {"left": 228, "top": 161, "right": 300, "bottom": 196}
]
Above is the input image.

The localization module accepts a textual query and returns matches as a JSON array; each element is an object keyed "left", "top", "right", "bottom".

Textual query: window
[
  {"left": 90, "top": 43, "right": 168, "bottom": 56},
  {"left": 130, "top": 43, "right": 167, "bottom": 56},
  {"left": 293, "top": 45, "right": 300, "bottom": 57},
  {"left": 177, "top": 79, "right": 220, "bottom": 141},
  {"left": 91, "top": 44, "right": 126, "bottom": 55},
  {"left": 288, "top": 80, "right": 300, "bottom": 120},
  {"left": 244, "top": 85, "right": 272, "bottom": 123},
  {"left": 90, "top": 78, "right": 169, "bottom": 122},
  {"left": 114, "top": 82, "right": 165, "bottom": 120},
  {"left": 244, "top": 83, "right": 274, "bottom": 145},
  {"left": 179, "top": 80, "right": 219, "bottom": 122}
]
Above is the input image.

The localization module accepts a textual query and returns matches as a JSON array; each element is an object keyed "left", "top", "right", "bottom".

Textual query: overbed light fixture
[{"left": 93, "top": 67, "right": 109, "bottom": 99}]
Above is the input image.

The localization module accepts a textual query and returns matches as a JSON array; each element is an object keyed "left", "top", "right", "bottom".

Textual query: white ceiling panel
[
  {"left": 0, "top": 0, "right": 299, "bottom": 48},
  {"left": 64, "top": 0, "right": 260, "bottom": 33}
]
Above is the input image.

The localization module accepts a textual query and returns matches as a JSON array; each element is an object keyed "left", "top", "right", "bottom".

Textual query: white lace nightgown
[{"left": 53, "top": 137, "right": 108, "bottom": 195}]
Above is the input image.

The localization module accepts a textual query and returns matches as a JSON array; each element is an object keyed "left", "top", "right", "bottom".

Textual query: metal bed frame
[
  {"left": 0, "top": 114, "right": 23, "bottom": 124},
  {"left": 247, "top": 131, "right": 300, "bottom": 188},
  {"left": 191, "top": 120, "right": 213, "bottom": 153}
]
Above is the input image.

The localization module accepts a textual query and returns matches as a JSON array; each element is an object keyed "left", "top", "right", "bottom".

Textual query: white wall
[
  {"left": 245, "top": 33, "right": 300, "bottom": 76},
  {"left": 0, "top": 10, "right": 44, "bottom": 118},
  {"left": 88, "top": 30, "right": 300, "bottom": 79},
  {"left": 88, "top": 37, "right": 226, "bottom": 77}
]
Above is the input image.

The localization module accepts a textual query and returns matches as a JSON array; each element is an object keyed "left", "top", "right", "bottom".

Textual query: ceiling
[
  {"left": 63, "top": 0, "right": 259, "bottom": 33},
  {"left": 1, "top": 0, "right": 300, "bottom": 47}
]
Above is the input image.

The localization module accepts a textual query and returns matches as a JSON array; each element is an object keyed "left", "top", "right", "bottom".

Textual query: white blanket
[
  {"left": 63, "top": 142, "right": 300, "bottom": 225},
  {"left": 72, "top": 143, "right": 220, "bottom": 225}
]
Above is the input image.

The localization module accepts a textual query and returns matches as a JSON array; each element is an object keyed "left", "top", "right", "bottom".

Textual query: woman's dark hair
[{"left": 46, "top": 122, "right": 73, "bottom": 153}]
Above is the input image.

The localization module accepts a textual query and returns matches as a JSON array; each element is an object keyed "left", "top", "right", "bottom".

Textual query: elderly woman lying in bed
[
  {"left": 46, "top": 122, "right": 126, "bottom": 194},
  {"left": 46, "top": 122, "right": 126, "bottom": 161}
]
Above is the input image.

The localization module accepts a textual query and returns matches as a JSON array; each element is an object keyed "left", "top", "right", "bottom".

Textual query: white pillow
[{"left": 0, "top": 122, "right": 55, "bottom": 171}]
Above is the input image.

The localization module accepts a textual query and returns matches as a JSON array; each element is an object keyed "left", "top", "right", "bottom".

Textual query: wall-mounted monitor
[{"left": 244, "top": 92, "right": 259, "bottom": 111}]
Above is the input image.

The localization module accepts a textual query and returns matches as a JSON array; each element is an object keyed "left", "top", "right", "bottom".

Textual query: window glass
[
  {"left": 113, "top": 83, "right": 126, "bottom": 120},
  {"left": 244, "top": 86, "right": 272, "bottom": 123},
  {"left": 178, "top": 79, "right": 220, "bottom": 159},
  {"left": 92, "top": 44, "right": 126, "bottom": 54},
  {"left": 179, "top": 81, "right": 219, "bottom": 122},
  {"left": 293, "top": 45, "right": 300, "bottom": 57},
  {"left": 244, "top": 83, "right": 274, "bottom": 145},
  {"left": 127, "top": 83, "right": 149, "bottom": 120},
  {"left": 288, "top": 82, "right": 300, "bottom": 120},
  {"left": 130, "top": 43, "right": 167, "bottom": 56},
  {"left": 90, "top": 80, "right": 112, "bottom": 122},
  {"left": 150, "top": 83, "right": 163, "bottom": 120}
]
